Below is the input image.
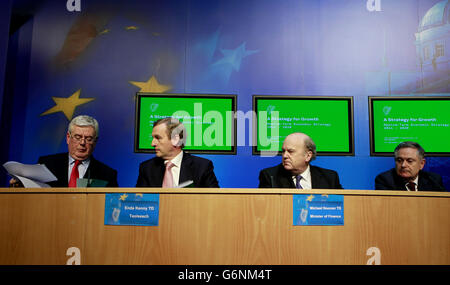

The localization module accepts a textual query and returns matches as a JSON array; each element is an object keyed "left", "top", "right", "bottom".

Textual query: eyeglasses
[{"left": 70, "top": 134, "right": 97, "bottom": 144}]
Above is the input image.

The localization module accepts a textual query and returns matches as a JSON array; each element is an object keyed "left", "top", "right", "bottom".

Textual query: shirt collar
[
  {"left": 406, "top": 175, "right": 419, "bottom": 191},
  {"left": 69, "top": 154, "right": 90, "bottom": 165},
  {"left": 165, "top": 151, "right": 183, "bottom": 168},
  {"left": 300, "top": 165, "right": 311, "bottom": 182},
  {"left": 292, "top": 165, "right": 311, "bottom": 181}
]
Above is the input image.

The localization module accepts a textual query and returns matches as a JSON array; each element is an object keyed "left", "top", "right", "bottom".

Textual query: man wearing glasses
[{"left": 12, "top": 115, "right": 118, "bottom": 187}]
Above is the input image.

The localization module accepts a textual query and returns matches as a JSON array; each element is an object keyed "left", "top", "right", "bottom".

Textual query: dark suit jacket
[
  {"left": 375, "top": 168, "right": 446, "bottom": 191},
  {"left": 38, "top": 153, "right": 118, "bottom": 187},
  {"left": 259, "top": 163, "right": 343, "bottom": 189},
  {"left": 135, "top": 152, "right": 219, "bottom": 188}
]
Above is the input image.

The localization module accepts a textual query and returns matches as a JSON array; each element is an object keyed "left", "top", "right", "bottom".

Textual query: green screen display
[
  {"left": 253, "top": 96, "right": 354, "bottom": 155},
  {"left": 370, "top": 96, "right": 450, "bottom": 156},
  {"left": 135, "top": 93, "right": 236, "bottom": 153}
]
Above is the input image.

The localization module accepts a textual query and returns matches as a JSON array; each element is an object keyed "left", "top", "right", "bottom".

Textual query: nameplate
[
  {"left": 104, "top": 193, "right": 159, "bottom": 226},
  {"left": 293, "top": 194, "right": 344, "bottom": 226}
]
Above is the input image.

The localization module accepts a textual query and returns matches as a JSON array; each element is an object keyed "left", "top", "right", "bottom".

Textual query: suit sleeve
[
  {"left": 200, "top": 160, "right": 219, "bottom": 188},
  {"left": 428, "top": 173, "right": 446, "bottom": 191},
  {"left": 107, "top": 169, "right": 119, "bottom": 187},
  {"left": 374, "top": 174, "right": 391, "bottom": 190},
  {"left": 332, "top": 171, "right": 343, "bottom": 189},
  {"left": 436, "top": 175, "right": 446, "bottom": 191},
  {"left": 258, "top": 169, "right": 272, "bottom": 188},
  {"left": 135, "top": 163, "right": 148, "bottom": 187}
]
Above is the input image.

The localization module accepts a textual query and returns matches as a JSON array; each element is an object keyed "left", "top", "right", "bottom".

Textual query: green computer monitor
[
  {"left": 135, "top": 93, "right": 237, "bottom": 154},
  {"left": 253, "top": 95, "right": 354, "bottom": 156},
  {"left": 369, "top": 96, "right": 450, "bottom": 156}
]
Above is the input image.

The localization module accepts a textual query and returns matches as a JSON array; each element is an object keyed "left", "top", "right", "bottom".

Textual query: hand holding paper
[{"left": 3, "top": 161, "right": 57, "bottom": 188}]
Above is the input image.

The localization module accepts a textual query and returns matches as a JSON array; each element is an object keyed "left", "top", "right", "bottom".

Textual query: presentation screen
[
  {"left": 253, "top": 95, "right": 354, "bottom": 155},
  {"left": 135, "top": 93, "right": 236, "bottom": 154},
  {"left": 369, "top": 96, "right": 450, "bottom": 156}
]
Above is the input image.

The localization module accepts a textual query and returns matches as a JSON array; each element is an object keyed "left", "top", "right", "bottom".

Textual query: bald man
[{"left": 258, "top": 132, "right": 343, "bottom": 189}]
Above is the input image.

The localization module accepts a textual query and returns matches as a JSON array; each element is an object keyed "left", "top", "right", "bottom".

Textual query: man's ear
[
  {"left": 420, "top": 158, "right": 426, "bottom": 170},
  {"left": 66, "top": 132, "right": 71, "bottom": 145},
  {"left": 305, "top": 151, "right": 313, "bottom": 163}
]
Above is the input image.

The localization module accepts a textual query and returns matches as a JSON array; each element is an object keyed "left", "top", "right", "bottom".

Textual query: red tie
[
  {"left": 69, "top": 160, "right": 81, "bottom": 188},
  {"left": 407, "top": 181, "right": 416, "bottom": 191}
]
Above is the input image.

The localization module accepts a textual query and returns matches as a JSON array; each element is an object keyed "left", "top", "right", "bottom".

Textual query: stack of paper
[{"left": 3, "top": 161, "right": 57, "bottom": 188}]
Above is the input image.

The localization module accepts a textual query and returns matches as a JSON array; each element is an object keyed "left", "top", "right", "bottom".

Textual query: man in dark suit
[
  {"left": 375, "top": 141, "right": 445, "bottom": 191},
  {"left": 38, "top": 152, "right": 118, "bottom": 187},
  {"left": 136, "top": 117, "right": 219, "bottom": 188},
  {"left": 11, "top": 115, "right": 118, "bottom": 187},
  {"left": 259, "top": 132, "right": 342, "bottom": 189}
]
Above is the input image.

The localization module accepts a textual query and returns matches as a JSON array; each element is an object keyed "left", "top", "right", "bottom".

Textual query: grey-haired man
[{"left": 11, "top": 115, "right": 118, "bottom": 187}]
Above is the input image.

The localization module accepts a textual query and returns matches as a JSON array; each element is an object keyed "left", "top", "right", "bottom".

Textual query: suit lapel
[
  {"left": 279, "top": 175, "right": 294, "bottom": 188},
  {"left": 179, "top": 152, "right": 193, "bottom": 184},
  {"left": 393, "top": 170, "right": 408, "bottom": 190},
  {"left": 310, "top": 166, "right": 327, "bottom": 189},
  {"left": 55, "top": 154, "right": 70, "bottom": 186},
  {"left": 153, "top": 158, "right": 165, "bottom": 187},
  {"left": 310, "top": 166, "right": 320, "bottom": 188},
  {"left": 417, "top": 171, "right": 431, "bottom": 191},
  {"left": 277, "top": 165, "right": 295, "bottom": 188},
  {"left": 83, "top": 156, "right": 95, "bottom": 179}
]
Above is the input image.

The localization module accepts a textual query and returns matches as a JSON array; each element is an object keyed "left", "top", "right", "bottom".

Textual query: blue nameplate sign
[
  {"left": 104, "top": 193, "right": 159, "bottom": 226},
  {"left": 293, "top": 194, "right": 344, "bottom": 226}
]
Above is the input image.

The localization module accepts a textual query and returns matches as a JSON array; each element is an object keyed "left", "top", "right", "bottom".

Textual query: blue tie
[{"left": 296, "top": 175, "right": 303, "bottom": 189}]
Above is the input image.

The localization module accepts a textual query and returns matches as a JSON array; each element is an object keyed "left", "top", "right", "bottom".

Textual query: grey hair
[
  {"left": 302, "top": 134, "right": 317, "bottom": 161},
  {"left": 68, "top": 115, "right": 99, "bottom": 138},
  {"left": 394, "top": 141, "right": 425, "bottom": 159},
  {"left": 288, "top": 132, "right": 317, "bottom": 161}
]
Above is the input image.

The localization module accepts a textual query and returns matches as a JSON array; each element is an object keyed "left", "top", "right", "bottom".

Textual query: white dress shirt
[{"left": 292, "top": 165, "right": 312, "bottom": 189}]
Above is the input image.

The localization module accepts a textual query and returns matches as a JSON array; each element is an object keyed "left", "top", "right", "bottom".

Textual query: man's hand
[{"left": 9, "top": 178, "right": 24, "bottom": 188}]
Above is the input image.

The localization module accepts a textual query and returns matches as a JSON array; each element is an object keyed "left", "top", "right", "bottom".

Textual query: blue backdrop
[{"left": 1, "top": 0, "right": 449, "bottom": 190}]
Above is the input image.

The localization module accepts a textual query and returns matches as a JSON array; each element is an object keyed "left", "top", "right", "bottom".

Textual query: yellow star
[
  {"left": 99, "top": 29, "right": 110, "bottom": 35},
  {"left": 40, "top": 89, "right": 95, "bottom": 120},
  {"left": 306, "top": 195, "right": 315, "bottom": 202},
  {"left": 129, "top": 76, "right": 171, "bottom": 93},
  {"left": 119, "top": 194, "right": 128, "bottom": 201},
  {"left": 125, "top": 26, "right": 138, "bottom": 30},
  {"left": 135, "top": 193, "right": 143, "bottom": 198}
]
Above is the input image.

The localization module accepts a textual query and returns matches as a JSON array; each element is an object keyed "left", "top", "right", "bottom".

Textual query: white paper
[
  {"left": 3, "top": 161, "right": 57, "bottom": 188},
  {"left": 177, "top": 180, "right": 194, "bottom": 188},
  {"left": 13, "top": 175, "right": 51, "bottom": 188}
]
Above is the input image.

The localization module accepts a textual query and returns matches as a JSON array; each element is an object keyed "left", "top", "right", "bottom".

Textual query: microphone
[
  {"left": 270, "top": 175, "right": 276, "bottom": 188},
  {"left": 87, "top": 166, "right": 92, "bottom": 187}
]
